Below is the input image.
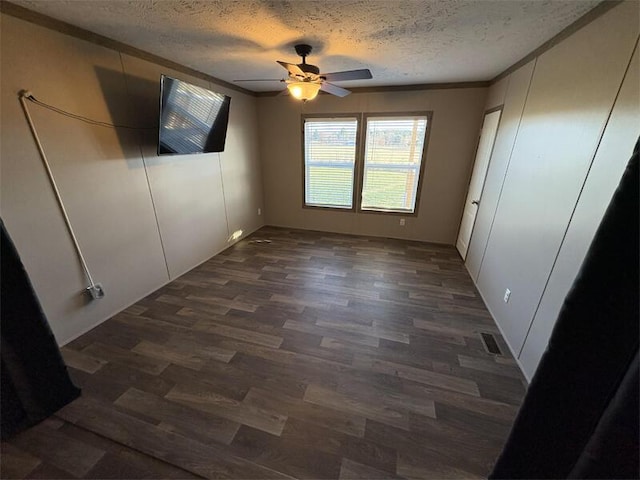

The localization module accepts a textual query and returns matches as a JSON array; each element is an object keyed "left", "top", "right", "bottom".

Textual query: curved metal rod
[{"left": 18, "top": 90, "right": 97, "bottom": 290}]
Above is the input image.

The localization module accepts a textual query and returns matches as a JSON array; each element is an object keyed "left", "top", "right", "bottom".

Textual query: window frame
[
  {"left": 301, "top": 111, "right": 433, "bottom": 216},
  {"left": 358, "top": 112, "right": 432, "bottom": 216},
  {"left": 301, "top": 113, "right": 363, "bottom": 212}
]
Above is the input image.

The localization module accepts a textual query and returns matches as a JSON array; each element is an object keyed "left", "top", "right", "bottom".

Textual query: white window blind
[
  {"left": 304, "top": 118, "right": 358, "bottom": 208},
  {"left": 361, "top": 116, "right": 428, "bottom": 213}
]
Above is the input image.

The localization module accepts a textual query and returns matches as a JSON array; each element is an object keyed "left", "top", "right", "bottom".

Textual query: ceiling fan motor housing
[
  {"left": 294, "top": 44, "right": 320, "bottom": 75},
  {"left": 294, "top": 44, "right": 313, "bottom": 58},
  {"left": 235, "top": 43, "right": 370, "bottom": 99}
]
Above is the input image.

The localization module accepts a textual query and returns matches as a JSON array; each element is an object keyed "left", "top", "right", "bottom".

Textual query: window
[
  {"left": 302, "top": 113, "right": 430, "bottom": 214},
  {"left": 361, "top": 116, "right": 428, "bottom": 213},
  {"left": 304, "top": 118, "right": 358, "bottom": 209}
]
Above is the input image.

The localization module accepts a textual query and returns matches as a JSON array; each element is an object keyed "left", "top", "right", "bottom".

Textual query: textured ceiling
[{"left": 13, "top": 0, "right": 600, "bottom": 91}]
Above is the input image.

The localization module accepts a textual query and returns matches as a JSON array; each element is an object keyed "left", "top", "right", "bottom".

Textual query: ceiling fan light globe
[{"left": 287, "top": 82, "right": 320, "bottom": 101}]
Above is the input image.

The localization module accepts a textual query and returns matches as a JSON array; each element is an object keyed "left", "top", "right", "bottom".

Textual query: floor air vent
[{"left": 480, "top": 332, "right": 502, "bottom": 355}]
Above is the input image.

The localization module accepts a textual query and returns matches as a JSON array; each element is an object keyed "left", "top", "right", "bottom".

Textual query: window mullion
[{"left": 354, "top": 112, "right": 365, "bottom": 213}]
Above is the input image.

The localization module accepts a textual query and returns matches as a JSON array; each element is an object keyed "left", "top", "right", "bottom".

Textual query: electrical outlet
[
  {"left": 87, "top": 283, "right": 105, "bottom": 300},
  {"left": 503, "top": 288, "right": 511, "bottom": 303},
  {"left": 399, "top": 218, "right": 406, "bottom": 226},
  {"left": 258, "top": 207, "right": 262, "bottom": 216}
]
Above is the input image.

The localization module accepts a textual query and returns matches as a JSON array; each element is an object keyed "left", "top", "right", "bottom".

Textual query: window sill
[
  {"left": 303, "top": 204, "right": 355, "bottom": 212},
  {"left": 302, "top": 204, "right": 419, "bottom": 216}
]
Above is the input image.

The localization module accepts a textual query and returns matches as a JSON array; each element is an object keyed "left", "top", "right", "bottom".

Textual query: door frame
[{"left": 455, "top": 105, "right": 504, "bottom": 260}]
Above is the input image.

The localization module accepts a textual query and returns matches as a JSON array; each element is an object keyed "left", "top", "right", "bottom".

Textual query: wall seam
[
  {"left": 218, "top": 152, "right": 232, "bottom": 240},
  {"left": 517, "top": 35, "right": 640, "bottom": 358},
  {"left": 118, "top": 52, "right": 171, "bottom": 280},
  {"left": 59, "top": 222, "right": 266, "bottom": 346},
  {"left": 490, "top": 1, "right": 622, "bottom": 84},
  {"left": 475, "top": 58, "right": 537, "bottom": 283}
]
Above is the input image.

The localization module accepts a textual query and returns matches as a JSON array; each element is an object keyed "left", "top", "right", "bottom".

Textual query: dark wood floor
[{"left": 1, "top": 227, "right": 526, "bottom": 479}]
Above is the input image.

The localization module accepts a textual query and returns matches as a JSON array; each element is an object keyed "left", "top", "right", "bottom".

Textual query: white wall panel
[
  {"left": 519, "top": 46, "right": 639, "bottom": 380},
  {"left": 215, "top": 82, "right": 264, "bottom": 243},
  {"left": 485, "top": 76, "right": 509, "bottom": 110},
  {"left": 476, "top": 2, "right": 639, "bottom": 356},
  {"left": 119, "top": 56, "right": 229, "bottom": 279},
  {"left": 0, "top": 15, "right": 167, "bottom": 344},
  {"left": 465, "top": 61, "right": 535, "bottom": 281},
  {"left": 0, "top": 14, "right": 263, "bottom": 344}
]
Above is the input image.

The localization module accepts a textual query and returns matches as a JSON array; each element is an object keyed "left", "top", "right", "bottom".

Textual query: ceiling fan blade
[
  {"left": 277, "top": 61, "right": 305, "bottom": 77},
  {"left": 233, "top": 79, "right": 284, "bottom": 82},
  {"left": 320, "top": 82, "right": 351, "bottom": 98},
  {"left": 321, "top": 69, "right": 372, "bottom": 82}
]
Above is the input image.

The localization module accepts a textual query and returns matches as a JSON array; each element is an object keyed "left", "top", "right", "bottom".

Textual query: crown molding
[
  {"left": 0, "top": 1, "right": 255, "bottom": 97},
  {"left": 256, "top": 80, "right": 491, "bottom": 97},
  {"left": 491, "top": 0, "right": 623, "bottom": 84}
]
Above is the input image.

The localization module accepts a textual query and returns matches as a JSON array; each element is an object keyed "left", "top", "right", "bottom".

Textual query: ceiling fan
[{"left": 234, "top": 44, "right": 373, "bottom": 101}]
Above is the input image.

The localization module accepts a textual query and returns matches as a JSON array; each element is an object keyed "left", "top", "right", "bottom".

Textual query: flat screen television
[{"left": 158, "top": 75, "right": 231, "bottom": 155}]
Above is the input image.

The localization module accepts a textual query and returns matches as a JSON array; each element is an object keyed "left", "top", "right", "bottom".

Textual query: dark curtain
[
  {"left": 490, "top": 139, "right": 639, "bottom": 479},
  {"left": 1, "top": 219, "right": 80, "bottom": 439}
]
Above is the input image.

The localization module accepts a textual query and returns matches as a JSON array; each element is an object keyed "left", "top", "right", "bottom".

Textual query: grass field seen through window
[{"left": 306, "top": 145, "right": 420, "bottom": 210}]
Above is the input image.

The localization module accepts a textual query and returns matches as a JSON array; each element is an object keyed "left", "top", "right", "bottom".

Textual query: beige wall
[
  {"left": 0, "top": 14, "right": 264, "bottom": 345},
  {"left": 519, "top": 46, "right": 639, "bottom": 379},
  {"left": 258, "top": 88, "right": 487, "bottom": 244},
  {"left": 465, "top": 60, "right": 535, "bottom": 282},
  {"left": 119, "top": 55, "right": 264, "bottom": 279},
  {"left": 464, "top": 1, "right": 639, "bottom": 379}
]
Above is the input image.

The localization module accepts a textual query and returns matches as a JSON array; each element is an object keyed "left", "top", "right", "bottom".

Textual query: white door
[{"left": 456, "top": 109, "right": 501, "bottom": 259}]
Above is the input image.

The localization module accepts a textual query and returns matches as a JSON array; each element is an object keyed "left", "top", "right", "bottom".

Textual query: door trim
[{"left": 455, "top": 105, "right": 504, "bottom": 259}]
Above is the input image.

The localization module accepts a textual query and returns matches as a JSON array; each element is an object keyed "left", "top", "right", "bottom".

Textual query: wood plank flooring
[{"left": 1, "top": 227, "right": 526, "bottom": 479}]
